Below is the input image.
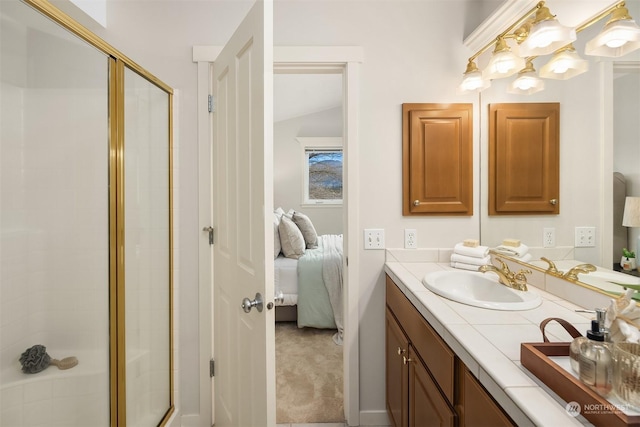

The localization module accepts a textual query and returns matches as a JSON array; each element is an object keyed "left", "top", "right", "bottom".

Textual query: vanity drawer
[{"left": 386, "top": 276, "right": 455, "bottom": 403}]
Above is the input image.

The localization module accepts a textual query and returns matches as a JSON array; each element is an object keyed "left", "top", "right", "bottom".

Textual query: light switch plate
[
  {"left": 364, "top": 229, "right": 385, "bottom": 250},
  {"left": 575, "top": 227, "right": 596, "bottom": 248}
]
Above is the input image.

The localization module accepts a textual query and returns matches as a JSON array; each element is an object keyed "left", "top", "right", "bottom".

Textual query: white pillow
[
  {"left": 273, "top": 207, "right": 285, "bottom": 259},
  {"left": 292, "top": 211, "right": 318, "bottom": 249},
  {"left": 278, "top": 215, "right": 306, "bottom": 259}
]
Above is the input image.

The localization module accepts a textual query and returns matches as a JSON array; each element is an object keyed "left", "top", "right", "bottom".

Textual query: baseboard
[{"left": 358, "top": 410, "right": 390, "bottom": 426}]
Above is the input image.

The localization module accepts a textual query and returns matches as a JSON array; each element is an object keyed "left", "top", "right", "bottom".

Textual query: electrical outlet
[
  {"left": 404, "top": 229, "right": 417, "bottom": 249},
  {"left": 543, "top": 227, "right": 555, "bottom": 248},
  {"left": 575, "top": 226, "right": 596, "bottom": 248},
  {"left": 364, "top": 229, "right": 385, "bottom": 250}
]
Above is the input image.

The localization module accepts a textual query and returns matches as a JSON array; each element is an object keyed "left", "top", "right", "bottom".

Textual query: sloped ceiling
[{"left": 273, "top": 73, "right": 342, "bottom": 123}]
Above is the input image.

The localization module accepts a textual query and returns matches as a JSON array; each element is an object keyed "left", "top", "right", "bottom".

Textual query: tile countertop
[{"left": 383, "top": 249, "right": 619, "bottom": 427}]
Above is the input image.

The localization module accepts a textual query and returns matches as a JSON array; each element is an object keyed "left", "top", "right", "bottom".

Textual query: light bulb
[
  {"left": 462, "top": 78, "right": 483, "bottom": 91},
  {"left": 516, "top": 78, "right": 535, "bottom": 90},
  {"left": 552, "top": 60, "right": 569, "bottom": 74},
  {"left": 606, "top": 39, "right": 627, "bottom": 48},
  {"left": 496, "top": 62, "right": 512, "bottom": 73},
  {"left": 538, "top": 39, "right": 553, "bottom": 48}
]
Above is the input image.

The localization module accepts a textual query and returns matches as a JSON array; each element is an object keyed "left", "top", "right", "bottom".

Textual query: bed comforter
[{"left": 297, "top": 234, "right": 343, "bottom": 343}]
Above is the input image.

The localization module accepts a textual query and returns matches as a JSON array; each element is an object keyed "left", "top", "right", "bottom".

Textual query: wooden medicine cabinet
[
  {"left": 402, "top": 103, "right": 473, "bottom": 216},
  {"left": 488, "top": 103, "right": 560, "bottom": 216}
]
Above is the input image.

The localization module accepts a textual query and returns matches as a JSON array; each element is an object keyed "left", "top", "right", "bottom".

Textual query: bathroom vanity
[
  {"left": 386, "top": 274, "right": 514, "bottom": 426},
  {"left": 384, "top": 253, "right": 625, "bottom": 426}
]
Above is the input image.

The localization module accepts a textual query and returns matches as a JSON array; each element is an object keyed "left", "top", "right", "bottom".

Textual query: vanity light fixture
[
  {"left": 457, "top": 1, "right": 640, "bottom": 95},
  {"left": 482, "top": 37, "right": 526, "bottom": 80},
  {"left": 516, "top": 4, "right": 577, "bottom": 57},
  {"left": 585, "top": 2, "right": 640, "bottom": 57},
  {"left": 457, "top": 60, "right": 491, "bottom": 94},
  {"left": 539, "top": 44, "right": 589, "bottom": 80},
  {"left": 622, "top": 196, "right": 640, "bottom": 266},
  {"left": 507, "top": 60, "right": 544, "bottom": 94}
]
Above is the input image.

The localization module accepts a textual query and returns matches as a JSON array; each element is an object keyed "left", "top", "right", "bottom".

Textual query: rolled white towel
[
  {"left": 450, "top": 253, "right": 491, "bottom": 266},
  {"left": 493, "top": 243, "right": 529, "bottom": 258},
  {"left": 450, "top": 261, "right": 481, "bottom": 271},
  {"left": 453, "top": 243, "right": 489, "bottom": 258}
]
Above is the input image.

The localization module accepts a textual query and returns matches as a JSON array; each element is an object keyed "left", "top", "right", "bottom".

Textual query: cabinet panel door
[
  {"left": 387, "top": 277, "right": 455, "bottom": 403},
  {"left": 489, "top": 103, "right": 560, "bottom": 215},
  {"left": 386, "top": 308, "right": 409, "bottom": 427},
  {"left": 402, "top": 103, "right": 473, "bottom": 216},
  {"left": 409, "top": 347, "right": 456, "bottom": 427},
  {"left": 460, "top": 366, "right": 515, "bottom": 427}
]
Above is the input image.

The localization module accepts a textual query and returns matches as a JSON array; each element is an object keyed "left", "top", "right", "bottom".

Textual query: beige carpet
[{"left": 275, "top": 322, "right": 344, "bottom": 423}]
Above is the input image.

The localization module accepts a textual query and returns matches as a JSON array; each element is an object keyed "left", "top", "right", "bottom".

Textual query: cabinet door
[
  {"left": 459, "top": 366, "right": 515, "bottom": 427},
  {"left": 402, "top": 103, "right": 473, "bottom": 216},
  {"left": 386, "top": 308, "right": 409, "bottom": 427},
  {"left": 408, "top": 347, "right": 456, "bottom": 427},
  {"left": 488, "top": 103, "right": 560, "bottom": 215}
]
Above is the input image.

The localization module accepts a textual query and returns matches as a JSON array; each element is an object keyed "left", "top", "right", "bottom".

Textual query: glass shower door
[{"left": 123, "top": 66, "right": 172, "bottom": 426}]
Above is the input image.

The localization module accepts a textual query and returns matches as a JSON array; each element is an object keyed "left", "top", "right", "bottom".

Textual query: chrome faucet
[
  {"left": 479, "top": 257, "right": 531, "bottom": 291},
  {"left": 540, "top": 257, "right": 563, "bottom": 276},
  {"left": 562, "top": 263, "right": 597, "bottom": 282}
]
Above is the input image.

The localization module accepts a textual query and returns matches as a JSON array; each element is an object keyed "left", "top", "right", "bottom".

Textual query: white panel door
[{"left": 212, "top": 0, "right": 275, "bottom": 425}]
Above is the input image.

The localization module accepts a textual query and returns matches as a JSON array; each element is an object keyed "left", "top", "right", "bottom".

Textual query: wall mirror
[{"left": 473, "top": 0, "right": 640, "bottom": 295}]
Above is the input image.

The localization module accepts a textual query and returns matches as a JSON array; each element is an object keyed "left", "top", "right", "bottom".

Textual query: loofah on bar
[
  {"left": 18, "top": 345, "right": 78, "bottom": 374},
  {"left": 19, "top": 344, "right": 51, "bottom": 374}
]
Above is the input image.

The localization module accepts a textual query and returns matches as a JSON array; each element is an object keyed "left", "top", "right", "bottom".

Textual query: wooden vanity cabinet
[
  {"left": 457, "top": 361, "right": 515, "bottom": 427},
  {"left": 386, "top": 308, "right": 409, "bottom": 427},
  {"left": 386, "top": 275, "right": 515, "bottom": 427}
]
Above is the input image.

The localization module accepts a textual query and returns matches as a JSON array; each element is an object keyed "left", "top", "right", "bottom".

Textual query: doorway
[{"left": 273, "top": 69, "right": 344, "bottom": 423}]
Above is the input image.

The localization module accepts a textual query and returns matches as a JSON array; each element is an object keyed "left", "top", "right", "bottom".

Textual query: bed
[{"left": 273, "top": 208, "right": 343, "bottom": 343}]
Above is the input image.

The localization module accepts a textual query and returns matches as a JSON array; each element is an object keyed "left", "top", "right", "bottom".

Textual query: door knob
[{"left": 241, "top": 293, "right": 264, "bottom": 313}]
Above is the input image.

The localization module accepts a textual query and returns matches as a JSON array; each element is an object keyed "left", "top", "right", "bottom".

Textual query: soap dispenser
[
  {"left": 579, "top": 317, "right": 613, "bottom": 397},
  {"left": 570, "top": 308, "right": 607, "bottom": 374}
]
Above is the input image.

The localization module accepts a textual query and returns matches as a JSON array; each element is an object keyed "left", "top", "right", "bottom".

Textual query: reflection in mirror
[{"left": 476, "top": 0, "right": 640, "bottom": 296}]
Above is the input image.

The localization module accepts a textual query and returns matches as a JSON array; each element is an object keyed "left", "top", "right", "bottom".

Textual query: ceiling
[{"left": 273, "top": 73, "right": 342, "bottom": 123}]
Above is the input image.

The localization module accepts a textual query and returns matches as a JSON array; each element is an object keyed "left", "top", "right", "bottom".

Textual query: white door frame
[{"left": 194, "top": 45, "right": 362, "bottom": 426}]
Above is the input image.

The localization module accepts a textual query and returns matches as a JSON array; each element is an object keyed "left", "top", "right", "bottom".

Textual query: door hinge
[
  {"left": 203, "top": 226, "right": 214, "bottom": 245},
  {"left": 208, "top": 95, "right": 215, "bottom": 113},
  {"left": 210, "top": 359, "right": 215, "bottom": 377}
]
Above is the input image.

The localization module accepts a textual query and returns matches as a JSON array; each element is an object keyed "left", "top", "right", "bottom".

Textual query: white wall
[{"left": 274, "top": 107, "right": 343, "bottom": 235}]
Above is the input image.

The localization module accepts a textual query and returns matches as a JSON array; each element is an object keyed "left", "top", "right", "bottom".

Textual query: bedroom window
[{"left": 303, "top": 148, "right": 343, "bottom": 205}]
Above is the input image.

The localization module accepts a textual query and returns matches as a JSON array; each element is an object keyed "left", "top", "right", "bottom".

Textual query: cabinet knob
[
  {"left": 549, "top": 199, "right": 557, "bottom": 205},
  {"left": 413, "top": 200, "right": 420, "bottom": 207},
  {"left": 397, "top": 347, "right": 406, "bottom": 356},
  {"left": 402, "top": 355, "right": 412, "bottom": 365}
]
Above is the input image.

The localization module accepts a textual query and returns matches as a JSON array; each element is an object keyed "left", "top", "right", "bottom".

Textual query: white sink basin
[{"left": 422, "top": 270, "right": 542, "bottom": 311}]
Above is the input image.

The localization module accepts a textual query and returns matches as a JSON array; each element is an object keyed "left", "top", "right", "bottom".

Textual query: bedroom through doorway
[{"left": 273, "top": 69, "right": 346, "bottom": 424}]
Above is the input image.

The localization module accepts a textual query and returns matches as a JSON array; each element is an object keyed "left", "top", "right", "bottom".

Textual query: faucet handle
[
  {"left": 513, "top": 269, "right": 532, "bottom": 291},
  {"left": 494, "top": 257, "right": 511, "bottom": 273},
  {"left": 540, "top": 257, "right": 562, "bottom": 276}
]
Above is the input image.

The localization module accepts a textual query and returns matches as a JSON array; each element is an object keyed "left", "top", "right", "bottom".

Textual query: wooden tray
[{"left": 521, "top": 342, "right": 640, "bottom": 427}]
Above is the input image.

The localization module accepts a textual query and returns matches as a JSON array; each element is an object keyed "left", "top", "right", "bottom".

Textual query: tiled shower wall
[{"left": 1, "top": 83, "right": 110, "bottom": 370}]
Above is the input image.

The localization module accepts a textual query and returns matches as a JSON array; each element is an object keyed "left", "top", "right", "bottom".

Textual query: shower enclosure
[{"left": 0, "top": 1, "right": 174, "bottom": 425}]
